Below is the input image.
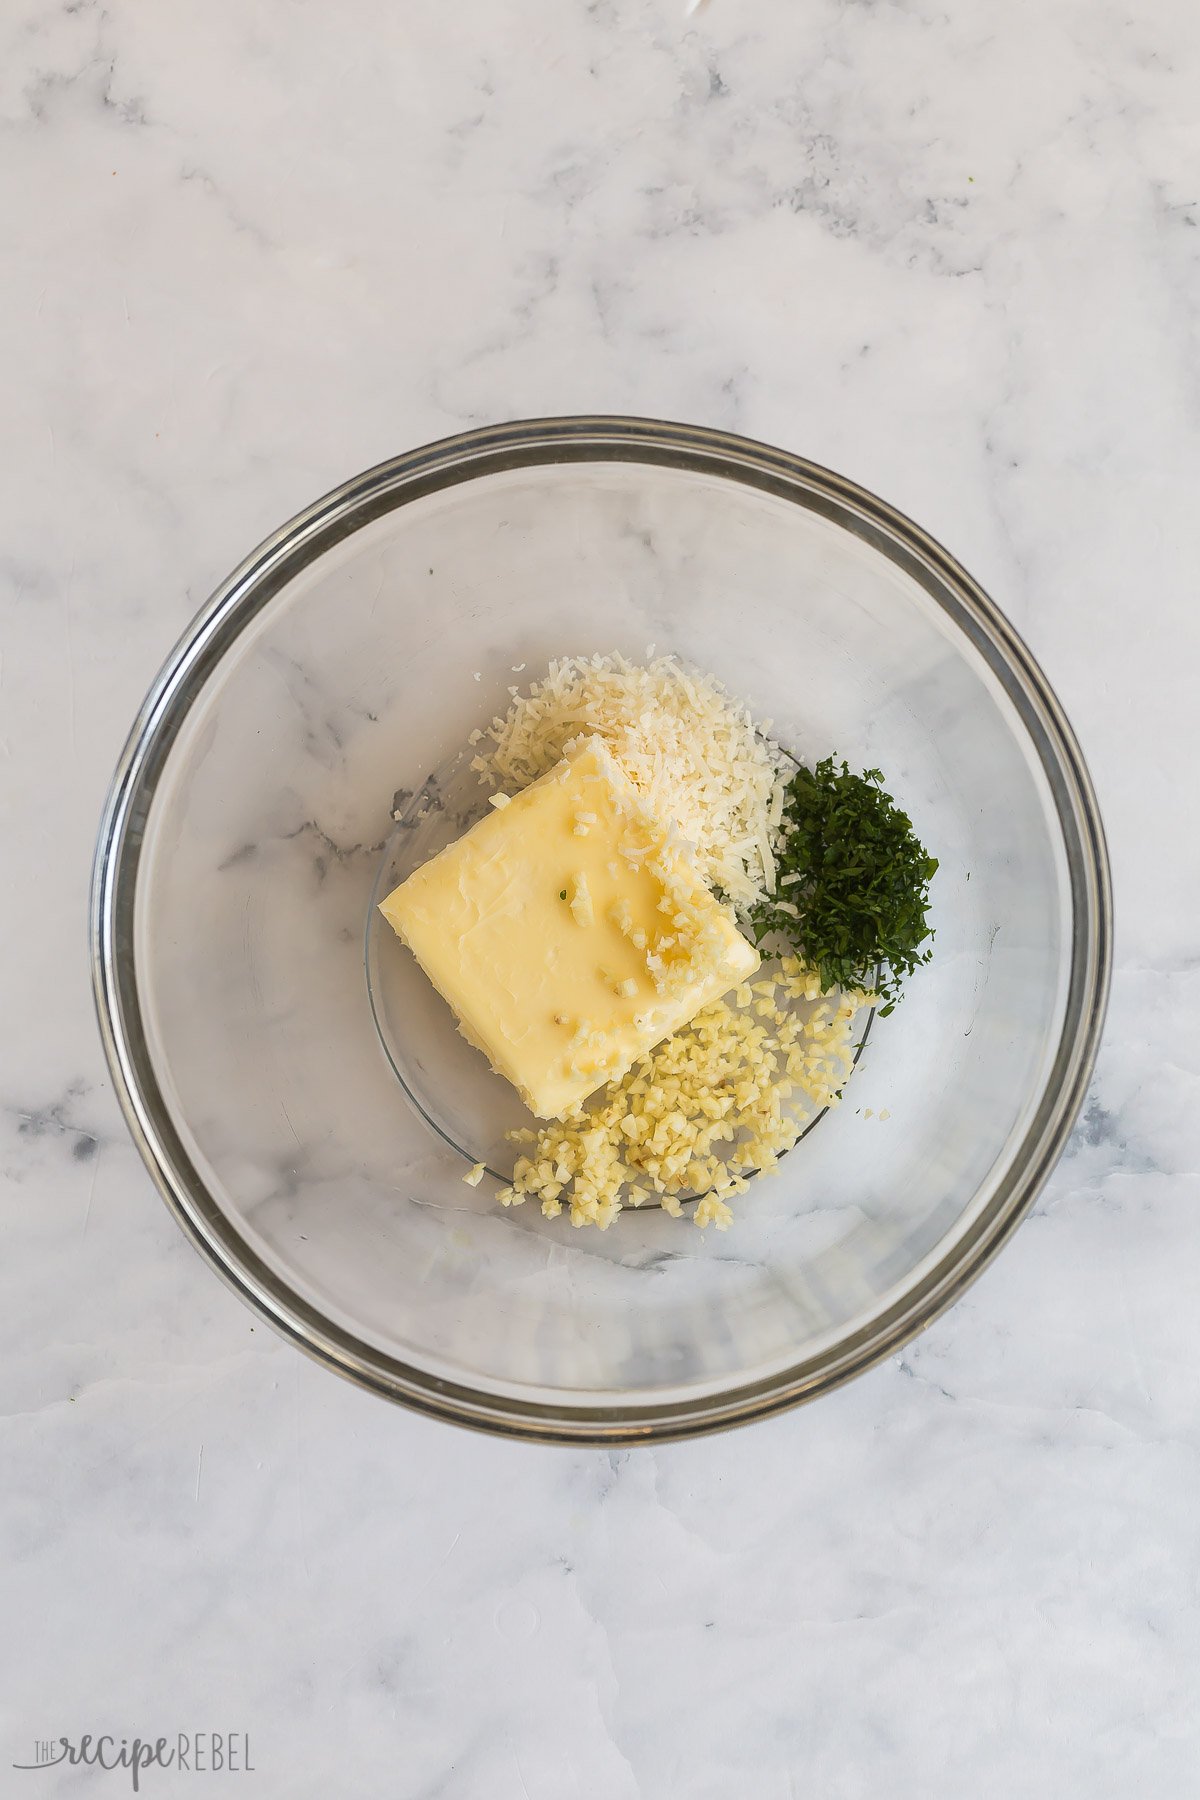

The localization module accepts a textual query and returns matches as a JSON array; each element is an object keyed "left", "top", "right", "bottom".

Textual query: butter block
[{"left": 379, "top": 736, "right": 760, "bottom": 1118}]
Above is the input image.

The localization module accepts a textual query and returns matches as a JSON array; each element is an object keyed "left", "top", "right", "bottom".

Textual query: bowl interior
[
  {"left": 125, "top": 451, "right": 1076, "bottom": 1421},
  {"left": 364, "top": 743, "right": 875, "bottom": 1190}
]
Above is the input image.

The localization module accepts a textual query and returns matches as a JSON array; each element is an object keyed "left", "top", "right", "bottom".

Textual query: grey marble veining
[{"left": 2, "top": 1, "right": 1198, "bottom": 1794}]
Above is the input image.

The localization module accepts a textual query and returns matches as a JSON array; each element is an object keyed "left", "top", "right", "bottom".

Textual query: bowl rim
[{"left": 90, "top": 415, "right": 1113, "bottom": 1444}]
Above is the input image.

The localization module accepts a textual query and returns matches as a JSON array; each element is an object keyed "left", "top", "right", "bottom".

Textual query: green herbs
[{"left": 751, "top": 758, "right": 937, "bottom": 1015}]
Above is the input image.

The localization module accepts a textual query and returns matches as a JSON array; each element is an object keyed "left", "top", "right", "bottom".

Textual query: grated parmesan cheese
[{"left": 470, "top": 653, "right": 789, "bottom": 914}]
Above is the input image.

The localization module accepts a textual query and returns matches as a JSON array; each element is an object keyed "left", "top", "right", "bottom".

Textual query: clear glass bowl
[{"left": 91, "top": 419, "right": 1111, "bottom": 1442}]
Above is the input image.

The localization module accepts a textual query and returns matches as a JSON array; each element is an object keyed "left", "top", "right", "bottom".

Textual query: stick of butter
[{"left": 379, "top": 736, "right": 760, "bottom": 1119}]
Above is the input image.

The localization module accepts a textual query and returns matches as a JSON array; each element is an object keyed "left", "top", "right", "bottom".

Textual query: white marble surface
[{"left": 2, "top": 0, "right": 1197, "bottom": 1792}]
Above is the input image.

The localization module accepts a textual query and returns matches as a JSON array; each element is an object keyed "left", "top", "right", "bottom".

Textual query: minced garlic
[
  {"left": 568, "top": 872, "right": 594, "bottom": 928},
  {"left": 497, "top": 959, "right": 872, "bottom": 1230}
]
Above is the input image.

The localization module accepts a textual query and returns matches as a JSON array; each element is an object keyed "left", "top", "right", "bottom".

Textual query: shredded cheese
[{"left": 471, "top": 653, "right": 788, "bottom": 913}]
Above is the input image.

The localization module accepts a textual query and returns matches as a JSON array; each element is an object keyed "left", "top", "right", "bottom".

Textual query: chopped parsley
[{"left": 751, "top": 758, "right": 937, "bottom": 1015}]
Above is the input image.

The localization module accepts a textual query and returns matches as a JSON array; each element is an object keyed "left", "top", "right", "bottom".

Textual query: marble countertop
[{"left": 3, "top": 0, "right": 1197, "bottom": 1792}]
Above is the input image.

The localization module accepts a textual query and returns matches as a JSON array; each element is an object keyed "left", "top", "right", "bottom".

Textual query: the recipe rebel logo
[{"left": 12, "top": 1733, "right": 255, "bottom": 1790}]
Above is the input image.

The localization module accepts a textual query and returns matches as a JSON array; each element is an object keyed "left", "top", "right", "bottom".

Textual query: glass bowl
[{"left": 91, "top": 418, "right": 1111, "bottom": 1442}]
